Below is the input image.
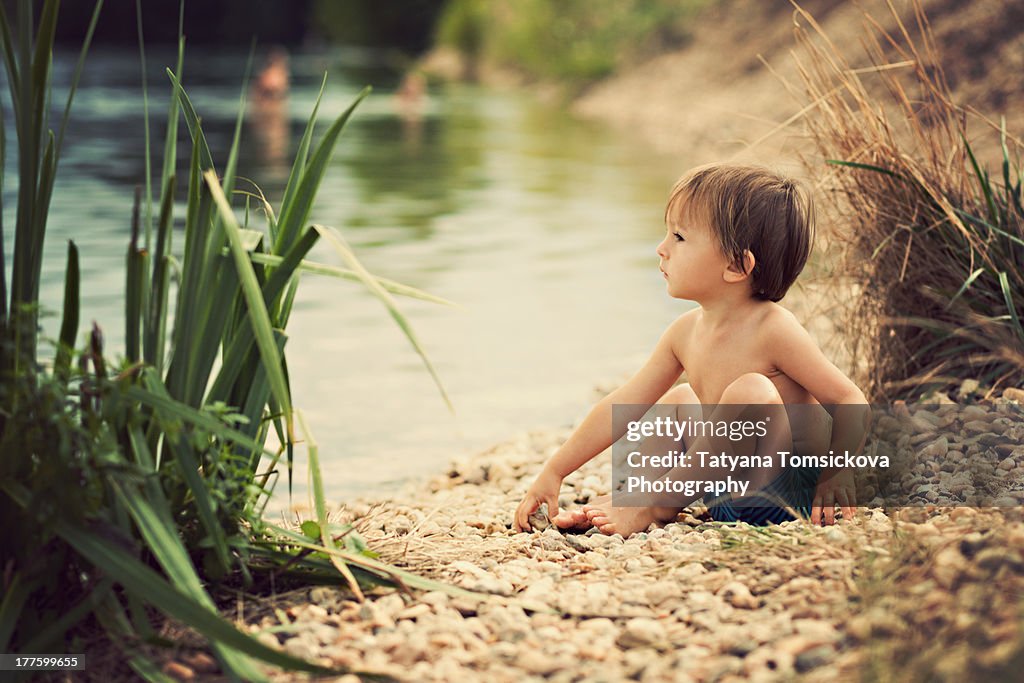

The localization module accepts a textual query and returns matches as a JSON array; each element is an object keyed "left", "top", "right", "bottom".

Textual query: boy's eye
[{"left": 673, "top": 232, "right": 684, "bottom": 242}]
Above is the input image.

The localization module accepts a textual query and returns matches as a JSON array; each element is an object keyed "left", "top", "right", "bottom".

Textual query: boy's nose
[{"left": 656, "top": 238, "right": 667, "bottom": 258}]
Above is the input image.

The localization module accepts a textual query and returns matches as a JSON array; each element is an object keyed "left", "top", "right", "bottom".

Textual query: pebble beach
[{"left": 164, "top": 389, "right": 1024, "bottom": 683}]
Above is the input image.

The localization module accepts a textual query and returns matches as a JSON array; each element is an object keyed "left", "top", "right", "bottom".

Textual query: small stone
[
  {"left": 792, "top": 619, "right": 839, "bottom": 644},
  {"left": 963, "top": 420, "right": 992, "bottom": 434},
  {"left": 397, "top": 603, "right": 432, "bottom": 620},
  {"left": 161, "top": 661, "right": 195, "bottom": 681},
  {"left": 389, "top": 515, "right": 412, "bottom": 534},
  {"left": 564, "top": 534, "right": 592, "bottom": 552},
  {"left": 284, "top": 637, "right": 315, "bottom": 661},
  {"left": 1002, "top": 387, "right": 1024, "bottom": 403},
  {"left": 718, "top": 581, "right": 758, "bottom": 609},
  {"left": 587, "top": 533, "right": 616, "bottom": 548},
  {"left": 309, "top": 586, "right": 340, "bottom": 609},
  {"left": 520, "top": 576, "right": 557, "bottom": 604},
  {"left": 744, "top": 646, "right": 794, "bottom": 676},
  {"left": 420, "top": 590, "right": 449, "bottom": 607},
  {"left": 519, "top": 650, "right": 562, "bottom": 675},
  {"left": 727, "top": 639, "right": 757, "bottom": 657},
  {"left": 527, "top": 509, "right": 550, "bottom": 531},
  {"left": 961, "top": 405, "right": 990, "bottom": 421},
  {"left": 181, "top": 652, "right": 217, "bottom": 673},
  {"left": 920, "top": 436, "right": 949, "bottom": 459},
  {"left": 795, "top": 645, "right": 836, "bottom": 672},
  {"left": 959, "top": 378, "right": 980, "bottom": 397},
  {"left": 823, "top": 526, "right": 847, "bottom": 543},
  {"left": 303, "top": 604, "right": 329, "bottom": 621},
  {"left": 618, "top": 618, "right": 667, "bottom": 649},
  {"left": 463, "top": 464, "right": 488, "bottom": 484},
  {"left": 257, "top": 632, "right": 281, "bottom": 650}
]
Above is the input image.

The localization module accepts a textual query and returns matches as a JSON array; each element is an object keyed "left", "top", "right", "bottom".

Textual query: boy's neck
[{"left": 697, "top": 290, "right": 763, "bottom": 328}]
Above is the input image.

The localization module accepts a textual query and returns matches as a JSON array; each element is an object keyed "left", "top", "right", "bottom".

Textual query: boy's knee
[
  {"left": 721, "top": 373, "right": 781, "bottom": 404},
  {"left": 659, "top": 383, "right": 698, "bottom": 404}
]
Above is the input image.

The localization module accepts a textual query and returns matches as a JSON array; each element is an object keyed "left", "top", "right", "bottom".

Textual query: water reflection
[{"left": 248, "top": 47, "right": 291, "bottom": 173}]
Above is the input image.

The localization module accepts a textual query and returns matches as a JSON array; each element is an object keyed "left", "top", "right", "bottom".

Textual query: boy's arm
[
  {"left": 513, "top": 316, "right": 687, "bottom": 531},
  {"left": 766, "top": 309, "right": 870, "bottom": 525}
]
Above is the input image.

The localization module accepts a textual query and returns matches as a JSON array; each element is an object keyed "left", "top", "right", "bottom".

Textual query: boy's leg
[
  {"left": 553, "top": 383, "right": 702, "bottom": 529},
  {"left": 583, "top": 373, "right": 790, "bottom": 536}
]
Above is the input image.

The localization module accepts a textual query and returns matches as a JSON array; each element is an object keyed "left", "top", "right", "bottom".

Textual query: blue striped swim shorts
[{"left": 705, "top": 465, "right": 821, "bottom": 525}]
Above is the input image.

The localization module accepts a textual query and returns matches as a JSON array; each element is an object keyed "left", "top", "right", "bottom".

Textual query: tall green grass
[{"left": 0, "top": 1, "right": 460, "bottom": 679}]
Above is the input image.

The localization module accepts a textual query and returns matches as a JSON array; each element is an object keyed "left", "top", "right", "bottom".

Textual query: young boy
[{"left": 513, "top": 163, "right": 869, "bottom": 536}]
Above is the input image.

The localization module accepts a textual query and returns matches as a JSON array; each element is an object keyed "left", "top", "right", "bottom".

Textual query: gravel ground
[{"left": 147, "top": 391, "right": 1024, "bottom": 682}]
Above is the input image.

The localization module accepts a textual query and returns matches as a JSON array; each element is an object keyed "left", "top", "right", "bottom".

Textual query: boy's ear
[{"left": 723, "top": 250, "right": 755, "bottom": 283}]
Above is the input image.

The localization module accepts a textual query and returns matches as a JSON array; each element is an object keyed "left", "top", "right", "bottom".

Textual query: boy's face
[{"left": 657, "top": 202, "right": 733, "bottom": 301}]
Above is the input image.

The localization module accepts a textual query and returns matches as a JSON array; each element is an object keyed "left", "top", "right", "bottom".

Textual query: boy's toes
[
  {"left": 586, "top": 509, "right": 610, "bottom": 527},
  {"left": 553, "top": 509, "right": 590, "bottom": 529},
  {"left": 581, "top": 494, "right": 612, "bottom": 515}
]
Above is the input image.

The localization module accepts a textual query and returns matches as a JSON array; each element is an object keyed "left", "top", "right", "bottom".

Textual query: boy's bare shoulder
[
  {"left": 757, "top": 302, "right": 813, "bottom": 344},
  {"left": 666, "top": 307, "right": 701, "bottom": 336}
]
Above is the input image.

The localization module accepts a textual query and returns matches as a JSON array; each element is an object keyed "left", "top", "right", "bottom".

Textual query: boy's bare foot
[
  {"left": 552, "top": 495, "right": 612, "bottom": 530},
  {"left": 551, "top": 509, "right": 589, "bottom": 529},
  {"left": 582, "top": 496, "right": 681, "bottom": 536}
]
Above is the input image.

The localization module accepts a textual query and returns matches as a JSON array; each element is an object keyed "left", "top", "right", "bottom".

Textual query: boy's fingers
[
  {"left": 823, "top": 491, "right": 835, "bottom": 525},
  {"left": 811, "top": 497, "right": 822, "bottom": 526},
  {"left": 837, "top": 488, "right": 854, "bottom": 521},
  {"left": 514, "top": 498, "right": 535, "bottom": 532},
  {"left": 546, "top": 496, "right": 559, "bottom": 522}
]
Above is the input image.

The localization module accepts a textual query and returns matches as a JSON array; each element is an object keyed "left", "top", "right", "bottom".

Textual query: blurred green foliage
[
  {"left": 312, "top": 0, "right": 447, "bottom": 55},
  {"left": 435, "top": 0, "right": 715, "bottom": 84}
]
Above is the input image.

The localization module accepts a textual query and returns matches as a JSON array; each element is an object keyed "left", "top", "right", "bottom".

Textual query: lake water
[{"left": 10, "top": 46, "right": 691, "bottom": 510}]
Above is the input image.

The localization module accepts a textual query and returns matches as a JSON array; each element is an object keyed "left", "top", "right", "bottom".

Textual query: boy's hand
[
  {"left": 513, "top": 467, "right": 563, "bottom": 532},
  {"left": 811, "top": 468, "right": 856, "bottom": 526}
]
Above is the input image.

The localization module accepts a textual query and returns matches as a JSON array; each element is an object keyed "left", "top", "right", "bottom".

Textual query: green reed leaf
[
  {"left": 962, "top": 135, "right": 999, "bottom": 225},
  {"left": 246, "top": 251, "right": 460, "bottom": 307},
  {"left": 828, "top": 159, "right": 909, "bottom": 182},
  {"left": 51, "top": 518, "right": 332, "bottom": 677},
  {"left": 274, "top": 86, "right": 370, "bottom": 255},
  {"left": 998, "top": 271, "right": 1024, "bottom": 343},
  {"left": 205, "top": 169, "right": 293, "bottom": 437},
  {"left": 279, "top": 73, "right": 327, "bottom": 227},
  {"left": 166, "top": 69, "right": 214, "bottom": 171},
  {"left": 297, "top": 409, "right": 364, "bottom": 599},
  {"left": 946, "top": 267, "right": 985, "bottom": 310},
  {"left": 114, "top": 480, "right": 261, "bottom": 679}
]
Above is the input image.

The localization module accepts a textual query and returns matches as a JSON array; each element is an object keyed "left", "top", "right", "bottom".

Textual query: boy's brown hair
[{"left": 665, "top": 163, "right": 814, "bottom": 302}]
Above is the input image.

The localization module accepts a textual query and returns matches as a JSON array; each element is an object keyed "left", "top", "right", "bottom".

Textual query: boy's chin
[{"left": 666, "top": 286, "right": 688, "bottom": 299}]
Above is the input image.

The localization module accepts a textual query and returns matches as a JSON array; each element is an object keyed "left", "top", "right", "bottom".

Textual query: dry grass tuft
[{"left": 792, "top": 0, "right": 1024, "bottom": 400}]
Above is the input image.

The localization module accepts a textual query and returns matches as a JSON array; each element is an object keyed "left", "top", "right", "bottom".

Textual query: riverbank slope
[{"left": 576, "top": 0, "right": 1023, "bottom": 171}]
